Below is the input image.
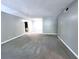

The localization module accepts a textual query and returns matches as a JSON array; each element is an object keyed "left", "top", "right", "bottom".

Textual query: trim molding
[
  {"left": 57, "top": 36, "right": 78, "bottom": 58},
  {"left": 1, "top": 33, "right": 26, "bottom": 45},
  {"left": 25, "top": 33, "right": 57, "bottom": 35},
  {"left": 40, "top": 33, "right": 57, "bottom": 35}
]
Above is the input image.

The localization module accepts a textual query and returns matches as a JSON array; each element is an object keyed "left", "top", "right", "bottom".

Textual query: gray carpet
[{"left": 2, "top": 34, "right": 71, "bottom": 59}]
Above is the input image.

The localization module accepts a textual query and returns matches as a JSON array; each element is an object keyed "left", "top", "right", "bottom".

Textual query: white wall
[
  {"left": 58, "top": 1, "right": 78, "bottom": 55},
  {"left": 1, "top": 12, "right": 25, "bottom": 42},
  {"left": 31, "top": 18, "right": 43, "bottom": 33},
  {"left": 43, "top": 17, "right": 57, "bottom": 34}
]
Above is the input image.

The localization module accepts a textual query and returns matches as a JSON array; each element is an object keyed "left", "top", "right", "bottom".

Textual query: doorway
[{"left": 24, "top": 22, "right": 28, "bottom": 32}]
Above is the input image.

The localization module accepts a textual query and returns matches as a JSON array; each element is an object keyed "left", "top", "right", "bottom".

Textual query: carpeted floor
[{"left": 2, "top": 34, "right": 72, "bottom": 59}]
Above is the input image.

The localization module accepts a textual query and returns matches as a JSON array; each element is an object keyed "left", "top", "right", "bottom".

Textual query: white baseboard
[
  {"left": 25, "top": 32, "right": 57, "bottom": 35},
  {"left": 1, "top": 33, "right": 26, "bottom": 45},
  {"left": 57, "top": 36, "right": 78, "bottom": 58},
  {"left": 40, "top": 33, "right": 57, "bottom": 35}
]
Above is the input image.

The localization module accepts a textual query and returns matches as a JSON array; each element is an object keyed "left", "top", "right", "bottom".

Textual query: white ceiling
[{"left": 1, "top": 0, "right": 75, "bottom": 18}]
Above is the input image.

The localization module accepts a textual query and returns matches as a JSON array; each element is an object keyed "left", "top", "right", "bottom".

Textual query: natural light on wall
[
  {"left": 22, "top": 18, "right": 43, "bottom": 33},
  {"left": 31, "top": 18, "right": 43, "bottom": 33}
]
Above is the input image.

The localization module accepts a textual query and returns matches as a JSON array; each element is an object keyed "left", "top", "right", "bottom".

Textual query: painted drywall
[
  {"left": 2, "top": 0, "right": 74, "bottom": 17},
  {"left": 58, "top": 1, "right": 78, "bottom": 55},
  {"left": 31, "top": 18, "right": 43, "bottom": 33},
  {"left": 1, "top": 4, "right": 26, "bottom": 18},
  {"left": 1, "top": 12, "right": 25, "bottom": 42},
  {"left": 43, "top": 17, "right": 57, "bottom": 34}
]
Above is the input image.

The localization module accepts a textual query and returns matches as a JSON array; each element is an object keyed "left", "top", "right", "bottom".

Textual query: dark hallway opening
[{"left": 24, "top": 22, "right": 28, "bottom": 32}]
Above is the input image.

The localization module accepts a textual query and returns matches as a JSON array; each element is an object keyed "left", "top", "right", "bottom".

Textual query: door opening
[{"left": 24, "top": 22, "right": 28, "bottom": 32}]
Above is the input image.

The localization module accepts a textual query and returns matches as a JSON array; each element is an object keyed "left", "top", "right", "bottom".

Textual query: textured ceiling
[{"left": 1, "top": 0, "right": 75, "bottom": 18}]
